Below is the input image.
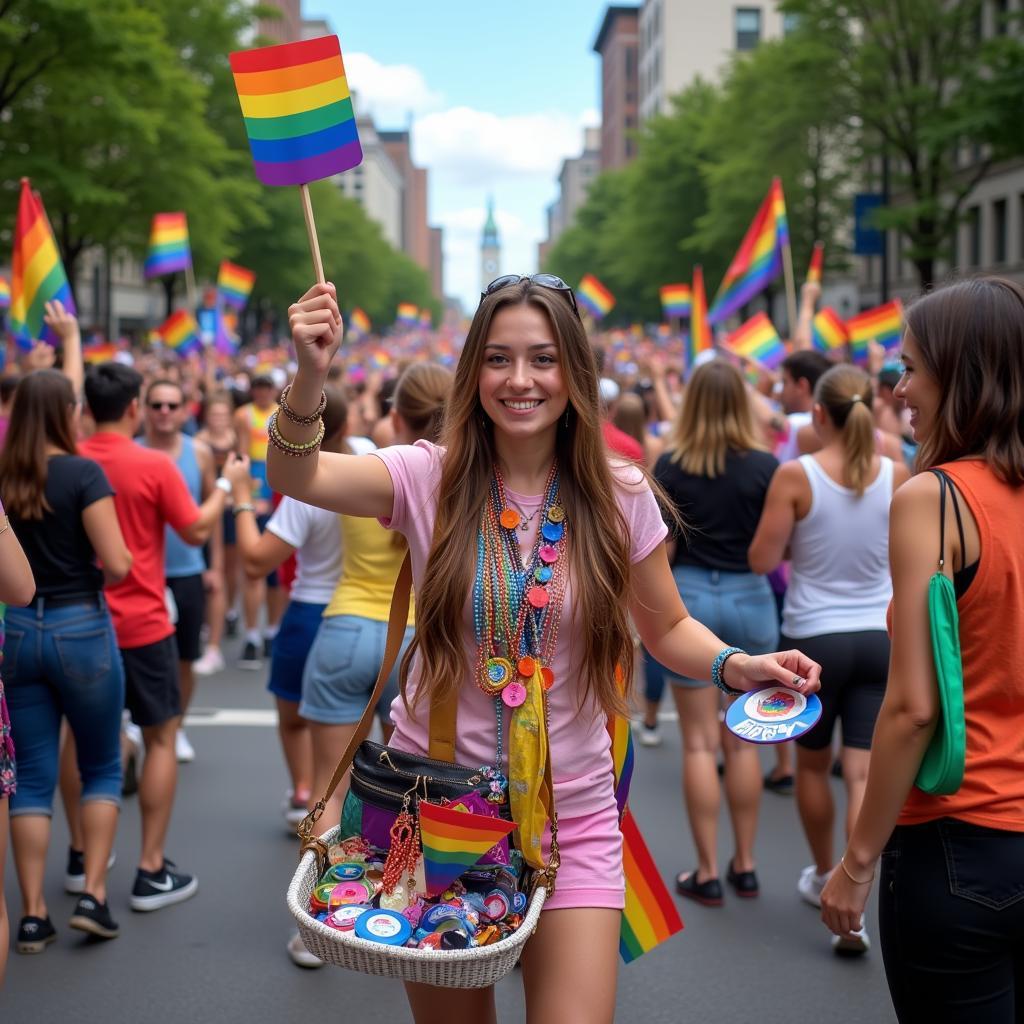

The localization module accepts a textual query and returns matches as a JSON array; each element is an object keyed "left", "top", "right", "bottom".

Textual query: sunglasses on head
[
  {"left": 481, "top": 274, "right": 581, "bottom": 320},
  {"left": 148, "top": 401, "right": 181, "bottom": 412}
]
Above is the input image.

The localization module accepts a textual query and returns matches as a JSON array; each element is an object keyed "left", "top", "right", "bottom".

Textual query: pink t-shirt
[{"left": 372, "top": 440, "right": 668, "bottom": 819}]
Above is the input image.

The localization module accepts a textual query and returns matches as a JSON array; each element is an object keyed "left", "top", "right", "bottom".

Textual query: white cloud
[{"left": 345, "top": 52, "right": 444, "bottom": 125}]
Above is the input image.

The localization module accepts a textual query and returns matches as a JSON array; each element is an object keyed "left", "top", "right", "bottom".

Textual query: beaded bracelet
[
  {"left": 278, "top": 384, "right": 326, "bottom": 426},
  {"left": 268, "top": 410, "right": 325, "bottom": 458},
  {"left": 711, "top": 646, "right": 746, "bottom": 696},
  {"left": 232, "top": 502, "right": 256, "bottom": 516}
]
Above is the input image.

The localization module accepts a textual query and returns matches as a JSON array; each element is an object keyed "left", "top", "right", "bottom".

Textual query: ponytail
[{"left": 815, "top": 364, "right": 876, "bottom": 496}]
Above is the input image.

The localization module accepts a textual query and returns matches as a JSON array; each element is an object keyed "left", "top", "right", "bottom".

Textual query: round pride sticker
[{"left": 725, "top": 686, "right": 822, "bottom": 744}]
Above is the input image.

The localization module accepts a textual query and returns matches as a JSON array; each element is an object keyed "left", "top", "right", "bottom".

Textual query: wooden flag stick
[
  {"left": 184, "top": 262, "right": 198, "bottom": 314},
  {"left": 299, "top": 184, "right": 325, "bottom": 285},
  {"left": 781, "top": 234, "right": 798, "bottom": 339}
]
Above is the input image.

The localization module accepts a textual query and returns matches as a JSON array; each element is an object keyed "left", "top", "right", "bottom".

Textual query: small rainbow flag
[
  {"left": 230, "top": 35, "right": 362, "bottom": 187},
  {"left": 659, "top": 283, "right": 691, "bottom": 319},
  {"left": 144, "top": 212, "right": 191, "bottom": 279},
  {"left": 83, "top": 341, "right": 119, "bottom": 365},
  {"left": 725, "top": 312, "right": 786, "bottom": 369},
  {"left": 417, "top": 800, "right": 517, "bottom": 898},
  {"left": 806, "top": 241, "right": 824, "bottom": 285},
  {"left": 217, "top": 261, "right": 256, "bottom": 309},
  {"left": 812, "top": 307, "right": 848, "bottom": 352},
  {"left": 158, "top": 309, "right": 202, "bottom": 355},
  {"left": 846, "top": 299, "right": 904, "bottom": 361},
  {"left": 10, "top": 178, "right": 76, "bottom": 350},
  {"left": 0, "top": 275, "right": 10, "bottom": 310},
  {"left": 418, "top": 309, "right": 433, "bottom": 328},
  {"left": 349, "top": 307, "right": 370, "bottom": 337},
  {"left": 688, "top": 265, "right": 711, "bottom": 367},
  {"left": 396, "top": 302, "right": 418, "bottom": 325},
  {"left": 577, "top": 274, "right": 615, "bottom": 318},
  {"left": 709, "top": 177, "right": 788, "bottom": 325}
]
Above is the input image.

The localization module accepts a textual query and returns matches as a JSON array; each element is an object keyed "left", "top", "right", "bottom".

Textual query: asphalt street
[{"left": 3, "top": 638, "right": 897, "bottom": 1023}]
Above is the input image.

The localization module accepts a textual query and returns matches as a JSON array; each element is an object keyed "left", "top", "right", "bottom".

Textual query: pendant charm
[
  {"left": 500, "top": 508, "right": 520, "bottom": 531},
  {"left": 539, "top": 544, "right": 559, "bottom": 565},
  {"left": 527, "top": 586, "right": 549, "bottom": 609},
  {"left": 502, "top": 682, "right": 527, "bottom": 708},
  {"left": 548, "top": 504, "right": 565, "bottom": 523},
  {"left": 482, "top": 657, "right": 514, "bottom": 695}
]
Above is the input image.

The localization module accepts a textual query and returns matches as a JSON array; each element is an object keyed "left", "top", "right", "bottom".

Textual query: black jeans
[{"left": 880, "top": 818, "right": 1024, "bottom": 1023}]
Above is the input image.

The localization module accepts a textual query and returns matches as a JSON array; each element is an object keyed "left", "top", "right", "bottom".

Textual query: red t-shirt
[
  {"left": 602, "top": 420, "right": 645, "bottom": 463},
  {"left": 78, "top": 431, "right": 200, "bottom": 649}
]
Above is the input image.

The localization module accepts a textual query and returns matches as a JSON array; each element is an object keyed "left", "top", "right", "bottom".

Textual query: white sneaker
[
  {"left": 797, "top": 864, "right": 831, "bottom": 908},
  {"left": 175, "top": 730, "right": 195, "bottom": 764},
  {"left": 832, "top": 922, "right": 871, "bottom": 957},
  {"left": 283, "top": 790, "right": 309, "bottom": 828},
  {"left": 639, "top": 723, "right": 663, "bottom": 748},
  {"left": 193, "top": 647, "right": 225, "bottom": 676},
  {"left": 124, "top": 718, "right": 144, "bottom": 750},
  {"left": 287, "top": 930, "right": 324, "bottom": 968}
]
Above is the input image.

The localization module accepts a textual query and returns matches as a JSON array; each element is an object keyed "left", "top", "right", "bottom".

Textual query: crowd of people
[{"left": 0, "top": 272, "right": 1022, "bottom": 1024}]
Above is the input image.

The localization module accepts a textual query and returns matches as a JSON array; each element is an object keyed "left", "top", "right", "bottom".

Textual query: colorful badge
[
  {"left": 724, "top": 686, "right": 822, "bottom": 744},
  {"left": 354, "top": 909, "right": 413, "bottom": 946}
]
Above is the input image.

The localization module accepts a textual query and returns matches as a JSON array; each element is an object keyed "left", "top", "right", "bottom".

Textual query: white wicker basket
[{"left": 287, "top": 826, "right": 548, "bottom": 989}]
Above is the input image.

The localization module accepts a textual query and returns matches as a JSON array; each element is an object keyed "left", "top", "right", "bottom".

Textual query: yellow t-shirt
[{"left": 324, "top": 515, "right": 415, "bottom": 625}]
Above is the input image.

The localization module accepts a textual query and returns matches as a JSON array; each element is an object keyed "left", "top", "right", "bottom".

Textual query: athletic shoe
[
  {"left": 283, "top": 791, "right": 309, "bottom": 828},
  {"left": 225, "top": 611, "right": 239, "bottom": 638},
  {"left": 287, "top": 930, "right": 324, "bottom": 968},
  {"left": 797, "top": 864, "right": 831, "bottom": 908},
  {"left": 122, "top": 719, "right": 143, "bottom": 797},
  {"left": 832, "top": 923, "right": 871, "bottom": 957},
  {"left": 193, "top": 647, "right": 225, "bottom": 676},
  {"left": 65, "top": 847, "right": 117, "bottom": 894},
  {"left": 69, "top": 894, "right": 120, "bottom": 940},
  {"left": 175, "top": 730, "right": 196, "bottom": 764},
  {"left": 263, "top": 635, "right": 274, "bottom": 659},
  {"left": 238, "top": 641, "right": 262, "bottom": 670},
  {"left": 130, "top": 860, "right": 198, "bottom": 912},
  {"left": 16, "top": 916, "right": 57, "bottom": 954},
  {"left": 639, "top": 723, "right": 663, "bottom": 748},
  {"left": 764, "top": 771, "right": 795, "bottom": 795}
]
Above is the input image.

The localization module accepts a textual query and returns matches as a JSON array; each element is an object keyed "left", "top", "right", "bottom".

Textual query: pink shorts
[{"left": 541, "top": 797, "right": 624, "bottom": 911}]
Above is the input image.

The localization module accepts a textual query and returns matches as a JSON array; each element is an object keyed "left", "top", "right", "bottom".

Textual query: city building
[
  {"left": 592, "top": 5, "right": 640, "bottom": 170},
  {"left": 379, "top": 131, "right": 431, "bottom": 272},
  {"left": 480, "top": 197, "right": 501, "bottom": 293},
  {"left": 255, "top": 0, "right": 301, "bottom": 43},
  {"left": 429, "top": 226, "right": 445, "bottom": 302},
  {"left": 537, "top": 127, "right": 601, "bottom": 264},
  {"left": 300, "top": 17, "right": 331, "bottom": 40},
  {"left": 638, "top": 0, "right": 790, "bottom": 122}
]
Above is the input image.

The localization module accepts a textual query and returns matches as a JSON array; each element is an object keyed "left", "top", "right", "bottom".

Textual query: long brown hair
[
  {"left": 393, "top": 362, "right": 452, "bottom": 444},
  {"left": 613, "top": 391, "right": 647, "bottom": 447},
  {"left": 402, "top": 280, "right": 635, "bottom": 718},
  {"left": 0, "top": 369, "right": 78, "bottom": 519},
  {"left": 666, "top": 360, "right": 765, "bottom": 477},
  {"left": 322, "top": 385, "right": 350, "bottom": 454},
  {"left": 815, "top": 364, "right": 876, "bottom": 496},
  {"left": 906, "top": 277, "right": 1024, "bottom": 484}
]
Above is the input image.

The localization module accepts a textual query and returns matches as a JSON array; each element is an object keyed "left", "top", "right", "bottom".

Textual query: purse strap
[{"left": 930, "top": 468, "right": 966, "bottom": 574}]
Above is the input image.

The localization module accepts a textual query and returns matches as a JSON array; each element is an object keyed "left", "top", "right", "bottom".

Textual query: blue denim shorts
[
  {"left": 299, "top": 614, "right": 413, "bottom": 725},
  {"left": 664, "top": 566, "right": 779, "bottom": 688},
  {"left": 267, "top": 600, "right": 327, "bottom": 704}
]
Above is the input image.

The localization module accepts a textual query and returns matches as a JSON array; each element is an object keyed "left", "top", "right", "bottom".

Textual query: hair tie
[{"left": 849, "top": 394, "right": 863, "bottom": 404}]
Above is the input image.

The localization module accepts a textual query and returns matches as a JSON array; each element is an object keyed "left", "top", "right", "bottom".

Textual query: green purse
[{"left": 914, "top": 469, "right": 966, "bottom": 795}]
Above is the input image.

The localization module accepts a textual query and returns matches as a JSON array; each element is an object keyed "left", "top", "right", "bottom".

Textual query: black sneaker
[
  {"left": 69, "top": 894, "right": 119, "bottom": 940},
  {"left": 16, "top": 915, "right": 57, "bottom": 954},
  {"left": 65, "top": 846, "right": 117, "bottom": 894},
  {"left": 238, "top": 640, "right": 262, "bottom": 670},
  {"left": 130, "top": 860, "right": 198, "bottom": 912},
  {"left": 764, "top": 772, "right": 795, "bottom": 795},
  {"left": 262, "top": 635, "right": 274, "bottom": 659},
  {"left": 225, "top": 612, "right": 239, "bottom": 638}
]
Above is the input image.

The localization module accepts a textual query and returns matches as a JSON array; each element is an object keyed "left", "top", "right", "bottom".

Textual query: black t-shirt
[
  {"left": 6, "top": 454, "right": 114, "bottom": 598},
  {"left": 654, "top": 448, "right": 779, "bottom": 572}
]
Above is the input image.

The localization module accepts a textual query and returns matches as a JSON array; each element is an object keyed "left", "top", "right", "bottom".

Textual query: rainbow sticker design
[
  {"left": 726, "top": 686, "right": 821, "bottom": 745},
  {"left": 757, "top": 690, "right": 796, "bottom": 717}
]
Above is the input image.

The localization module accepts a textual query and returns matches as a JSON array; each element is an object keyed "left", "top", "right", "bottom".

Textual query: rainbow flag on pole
[
  {"left": 812, "top": 307, "right": 848, "bottom": 352},
  {"left": 708, "top": 177, "right": 789, "bottom": 325},
  {"left": 10, "top": 178, "right": 76, "bottom": 349},
  {"left": 659, "top": 283, "right": 691, "bottom": 319},
  {"left": 230, "top": 35, "right": 362, "bottom": 187},
  {"left": 577, "top": 274, "right": 615, "bottom": 318},
  {"left": 217, "top": 261, "right": 256, "bottom": 309},
  {"left": 0, "top": 275, "right": 10, "bottom": 310},
  {"left": 725, "top": 312, "right": 786, "bottom": 369},
  {"left": 144, "top": 213, "right": 191, "bottom": 279},
  {"left": 157, "top": 309, "right": 202, "bottom": 356},
  {"left": 417, "top": 800, "right": 517, "bottom": 898},
  {"left": 806, "top": 241, "right": 824, "bottom": 284},
  {"left": 846, "top": 299, "right": 904, "bottom": 361},
  {"left": 688, "top": 265, "right": 712, "bottom": 367},
  {"left": 348, "top": 307, "right": 370, "bottom": 338},
  {"left": 396, "top": 303, "right": 418, "bottom": 325},
  {"left": 83, "top": 341, "right": 119, "bottom": 365}
]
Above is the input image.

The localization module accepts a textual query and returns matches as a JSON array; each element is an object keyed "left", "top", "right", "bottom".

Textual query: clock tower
[{"left": 480, "top": 195, "right": 501, "bottom": 293}]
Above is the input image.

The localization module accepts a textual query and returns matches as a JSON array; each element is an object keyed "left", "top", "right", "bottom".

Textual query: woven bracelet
[
  {"left": 278, "top": 384, "right": 326, "bottom": 426},
  {"left": 711, "top": 646, "right": 746, "bottom": 696},
  {"left": 268, "top": 411, "right": 324, "bottom": 458}
]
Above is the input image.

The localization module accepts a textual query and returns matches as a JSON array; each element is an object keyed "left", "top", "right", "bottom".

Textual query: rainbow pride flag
[
  {"left": 0, "top": 275, "right": 10, "bottom": 310},
  {"left": 10, "top": 178, "right": 76, "bottom": 349},
  {"left": 158, "top": 309, "right": 202, "bottom": 355},
  {"left": 846, "top": 299, "right": 904, "bottom": 361},
  {"left": 230, "top": 35, "right": 362, "bottom": 187},
  {"left": 806, "top": 241, "right": 824, "bottom": 284},
  {"left": 417, "top": 800, "right": 517, "bottom": 897},
  {"left": 812, "top": 307, "right": 847, "bottom": 352},
  {"left": 659, "top": 283, "right": 691, "bottom": 319},
  {"left": 688, "top": 265, "right": 711, "bottom": 367},
  {"left": 708, "top": 177, "right": 788, "bottom": 325},
  {"left": 217, "top": 261, "right": 256, "bottom": 309},
  {"left": 418, "top": 309, "right": 433, "bottom": 328},
  {"left": 725, "top": 312, "right": 786, "bottom": 369},
  {"left": 83, "top": 341, "right": 119, "bottom": 365},
  {"left": 578, "top": 274, "right": 615, "bottom": 318},
  {"left": 396, "top": 302, "right": 418, "bottom": 325},
  {"left": 144, "top": 213, "right": 191, "bottom": 279},
  {"left": 349, "top": 307, "right": 370, "bottom": 337}
]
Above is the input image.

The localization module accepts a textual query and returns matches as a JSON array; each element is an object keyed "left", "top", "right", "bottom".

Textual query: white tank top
[
  {"left": 782, "top": 455, "right": 894, "bottom": 638},
  {"left": 775, "top": 411, "right": 812, "bottom": 463}
]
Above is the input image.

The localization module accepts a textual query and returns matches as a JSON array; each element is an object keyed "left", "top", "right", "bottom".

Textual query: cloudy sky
[{"left": 314, "top": 1, "right": 606, "bottom": 312}]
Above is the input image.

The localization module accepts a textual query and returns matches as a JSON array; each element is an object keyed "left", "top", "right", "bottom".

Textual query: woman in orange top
[{"left": 821, "top": 277, "right": 1024, "bottom": 1022}]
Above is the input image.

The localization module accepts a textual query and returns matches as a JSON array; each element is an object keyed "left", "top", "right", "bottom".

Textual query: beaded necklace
[{"left": 472, "top": 461, "right": 568, "bottom": 777}]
